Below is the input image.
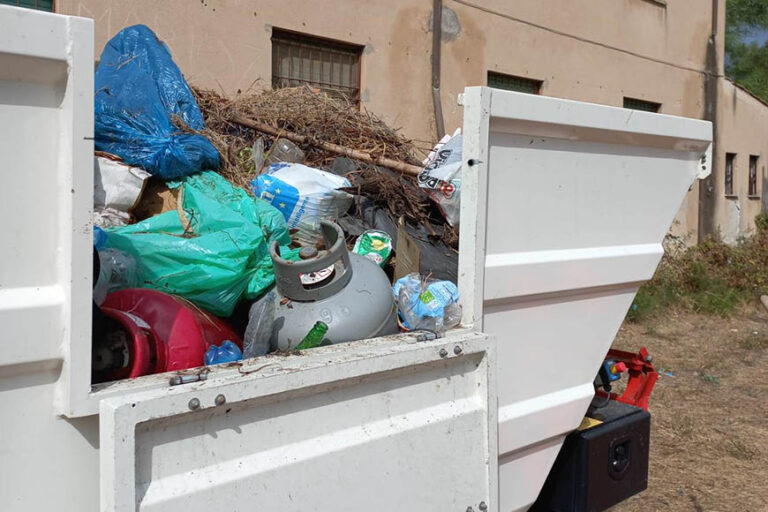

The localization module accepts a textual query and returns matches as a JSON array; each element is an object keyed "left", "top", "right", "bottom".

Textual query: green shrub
[{"left": 627, "top": 213, "right": 768, "bottom": 321}]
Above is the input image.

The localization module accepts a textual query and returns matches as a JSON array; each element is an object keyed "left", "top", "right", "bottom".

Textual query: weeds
[
  {"left": 699, "top": 373, "right": 721, "bottom": 385},
  {"left": 628, "top": 213, "right": 768, "bottom": 321},
  {"left": 740, "top": 331, "right": 768, "bottom": 351},
  {"left": 726, "top": 437, "right": 757, "bottom": 461}
]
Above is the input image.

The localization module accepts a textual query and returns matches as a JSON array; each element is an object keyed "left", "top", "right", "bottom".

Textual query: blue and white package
[
  {"left": 393, "top": 273, "right": 462, "bottom": 332},
  {"left": 251, "top": 163, "right": 353, "bottom": 245}
]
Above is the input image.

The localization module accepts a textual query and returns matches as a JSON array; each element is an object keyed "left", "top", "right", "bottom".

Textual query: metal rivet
[
  {"left": 215, "top": 394, "right": 226, "bottom": 406},
  {"left": 454, "top": 345, "right": 463, "bottom": 355},
  {"left": 479, "top": 502, "right": 488, "bottom": 511},
  {"left": 466, "top": 507, "right": 475, "bottom": 512},
  {"left": 188, "top": 398, "right": 200, "bottom": 410},
  {"left": 645, "top": 355, "right": 654, "bottom": 363},
  {"left": 439, "top": 348, "right": 448, "bottom": 358}
]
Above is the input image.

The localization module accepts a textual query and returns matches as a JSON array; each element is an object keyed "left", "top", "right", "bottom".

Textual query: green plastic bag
[{"left": 106, "top": 171, "right": 294, "bottom": 316}]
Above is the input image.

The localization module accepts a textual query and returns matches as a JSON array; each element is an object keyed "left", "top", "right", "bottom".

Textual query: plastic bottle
[
  {"left": 251, "top": 137, "right": 265, "bottom": 173},
  {"left": 204, "top": 340, "right": 243, "bottom": 365},
  {"left": 294, "top": 321, "right": 328, "bottom": 350},
  {"left": 265, "top": 138, "right": 305, "bottom": 166},
  {"left": 243, "top": 291, "right": 277, "bottom": 358}
]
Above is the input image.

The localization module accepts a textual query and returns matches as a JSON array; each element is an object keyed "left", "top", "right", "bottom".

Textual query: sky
[{"left": 743, "top": 27, "right": 768, "bottom": 45}]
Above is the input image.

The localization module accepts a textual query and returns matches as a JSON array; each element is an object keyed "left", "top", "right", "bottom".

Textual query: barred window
[
  {"left": 488, "top": 71, "right": 542, "bottom": 94},
  {"left": 623, "top": 97, "right": 661, "bottom": 113},
  {"left": 272, "top": 29, "right": 363, "bottom": 104},
  {"left": 749, "top": 155, "right": 759, "bottom": 197},
  {"left": 725, "top": 153, "right": 736, "bottom": 197}
]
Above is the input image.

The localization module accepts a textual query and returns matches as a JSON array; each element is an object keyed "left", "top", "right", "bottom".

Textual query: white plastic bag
[
  {"left": 417, "top": 129, "right": 462, "bottom": 227},
  {"left": 251, "top": 163, "right": 353, "bottom": 245},
  {"left": 94, "top": 156, "right": 151, "bottom": 212}
]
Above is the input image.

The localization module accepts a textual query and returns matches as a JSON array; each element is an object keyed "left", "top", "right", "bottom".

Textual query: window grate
[
  {"left": 623, "top": 97, "right": 661, "bottom": 113},
  {"left": 749, "top": 155, "right": 759, "bottom": 197},
  {"left": 0, "top": 0, "right": 53, "bottom": 11},
  {"left": 725, "top": 153, "right": 736, "bottom": 196},
  {"left": 488, "top": 72, "right": 542, "bottom": 94},
  {"left": 271, "top": 29, "right": 363, "bottom": 105}
]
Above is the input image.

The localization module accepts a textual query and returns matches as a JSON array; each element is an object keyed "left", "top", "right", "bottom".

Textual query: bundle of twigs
[{"left": 191, "top": 85, "right": 438, "bottom": 226}]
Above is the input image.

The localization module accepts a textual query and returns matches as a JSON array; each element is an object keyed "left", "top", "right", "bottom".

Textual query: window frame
[
  {"left": 748, "top": 154, "right": 760, "bottom": 198},
  {"left": 271, "top": 28, "right": 363, "bottom": 106},
  {"left": 725, "top": 152, "right": 736, "bottom": 197},
  {"left": 487, "top": 71, "right": 542, "bottom": 95}
]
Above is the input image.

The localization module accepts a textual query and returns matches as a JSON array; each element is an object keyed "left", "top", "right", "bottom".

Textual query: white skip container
[{"left": 0, "top": 7, "right": 711, "bottom": 512}]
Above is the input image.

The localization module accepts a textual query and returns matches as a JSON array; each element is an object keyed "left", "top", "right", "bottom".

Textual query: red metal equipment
[
  {"left": 597, "top": 347, "right": 658, "bottom": 411},
  {"left": 95, "top": 289, "right": 242, "bottom": 381}
]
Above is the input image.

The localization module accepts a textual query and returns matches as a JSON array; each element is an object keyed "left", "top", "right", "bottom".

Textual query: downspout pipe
[{"left": 432, "top": 0, "right": 446, "bottom": 140}]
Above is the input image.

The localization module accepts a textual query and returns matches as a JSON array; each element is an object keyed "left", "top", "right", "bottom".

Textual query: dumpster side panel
[
  {"left": 0, "top": 6, "right": 97, "bottom": 512},
  {"left": 100, "top": 334, "right": 496, "bottom": 512},
  {"left": 460, "top": 87, "right": 712, "bottom": 512}
]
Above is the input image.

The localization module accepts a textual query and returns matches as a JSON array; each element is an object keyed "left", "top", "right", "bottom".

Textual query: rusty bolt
[
  {"left": 215, "top": 394, "right": 226, "bottom": 406},
  {"left": 188, "top": 398, "right": 200, "bottom": 410},
  {"left": 454, "top": 345, "right": 463, "bottom": 355},
  {"left": 439, "top": 348, "right": 448, "bottom": 358},
  {"left": 479, "top": 502, "right": 488, "bottom": 511}
]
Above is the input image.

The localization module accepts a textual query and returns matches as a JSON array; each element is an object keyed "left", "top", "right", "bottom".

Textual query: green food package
[
  {"left": 106, "top": 171, "right": 296, "bottom": 317},
  {"left": 353, "top": 230, "right": 393, "bottom": 267}
]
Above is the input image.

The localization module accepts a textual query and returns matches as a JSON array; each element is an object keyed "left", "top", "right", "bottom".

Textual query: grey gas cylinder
[{"left": 268, "top": 221, "right": 398, "bottom": 351}]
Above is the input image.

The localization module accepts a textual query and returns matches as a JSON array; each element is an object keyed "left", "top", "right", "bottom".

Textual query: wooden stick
[{"left": 230, "top": 115, "right": 424, "bottom": 177}]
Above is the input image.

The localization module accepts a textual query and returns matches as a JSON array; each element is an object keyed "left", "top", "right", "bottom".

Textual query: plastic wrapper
[
  {"left": 106, "top": 171, "right": 293, "bottom": 317},
  {"left": 94, "top": 25, "right": 219, "bottom": 179},
  {"left": 417, "top": 130, "right": 462, "bottom": 227},
  {"left": 251, "top": 163, "right": 353, "bottom": 245},
  {"left": 243, "top": 291, "right": 277, "bottom": 358},
  {"left": 393, "top": 273, "right": 462, "bottom": 333},
  {"left": 353, "top": 230, "right": 393, "bottom": 267},
  {"left": 93, "top": 248, "right": 138, "bottom": 305}
]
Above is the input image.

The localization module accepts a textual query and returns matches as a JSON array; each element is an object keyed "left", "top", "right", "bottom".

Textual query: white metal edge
[
  {"left": 483, "top": 243, "right": 662, "bottom": 302},
  {"left": 99, "top": 331, "right": 493, "bottom": 511},
  {"left": 80, "top": 330, "right": 477, "bottom": 416},
  {"left": 484, "top": 332, "right": 500, "bottom": 512},
  {"left": 458, "top": 86, "right": 492, "bottom": 331},
  {"left": 0, "top": 5, "right": 72, "bottom": 61},
  {"left": 487, "top": 88, "right": 713, "bottom": 143},
  {"left": 54, "top": 14, "right": 95, "bottom": 417}
]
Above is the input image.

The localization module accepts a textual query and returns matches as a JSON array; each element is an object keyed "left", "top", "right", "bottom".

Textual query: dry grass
[{"left": 610, "top": 305, "right": 768, "bottom": 511}]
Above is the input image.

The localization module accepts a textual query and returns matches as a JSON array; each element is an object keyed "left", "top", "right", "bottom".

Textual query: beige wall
[
  {"left": 58, "top": 0, "right": 436, "bottom": 147},
  {"left": 57, "top": 0, "right": 766, "bottom": 241},
  {"left": 712, "top": 79, "right": 768, "bottom": 243},
  {"left": 57, "top": 0, "right": 715, "bottom": 142}
]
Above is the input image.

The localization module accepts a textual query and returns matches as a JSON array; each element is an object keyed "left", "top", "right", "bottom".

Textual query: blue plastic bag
[
  {"left": 94, "top": 25, "right": 219, "bottom": 179},
  {"left": 204, "top": 341, "right": 243, "bottom": 365}
]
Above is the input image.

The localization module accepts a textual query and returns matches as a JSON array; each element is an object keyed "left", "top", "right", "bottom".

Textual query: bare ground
[{"left": 610, "top": 305, "right": 768, "bottom": 511}]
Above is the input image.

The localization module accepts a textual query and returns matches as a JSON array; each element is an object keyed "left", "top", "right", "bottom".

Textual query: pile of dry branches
[{"left": 191, "top": 85, "right": 437, "bottom": 226}]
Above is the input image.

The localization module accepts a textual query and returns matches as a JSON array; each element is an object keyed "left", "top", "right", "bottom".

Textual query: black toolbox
[{"left": 530, "top": 400, "right": 650, "bottom": 512}]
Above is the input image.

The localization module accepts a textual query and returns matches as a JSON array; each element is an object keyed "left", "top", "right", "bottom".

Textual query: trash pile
[{"left": 90, "top": 25, "right": 464, "bottom": 384}]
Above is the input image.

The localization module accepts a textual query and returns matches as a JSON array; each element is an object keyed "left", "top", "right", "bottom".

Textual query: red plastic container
[{"left": 97, "top": 289, "right": 242, "bottom": 380}]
